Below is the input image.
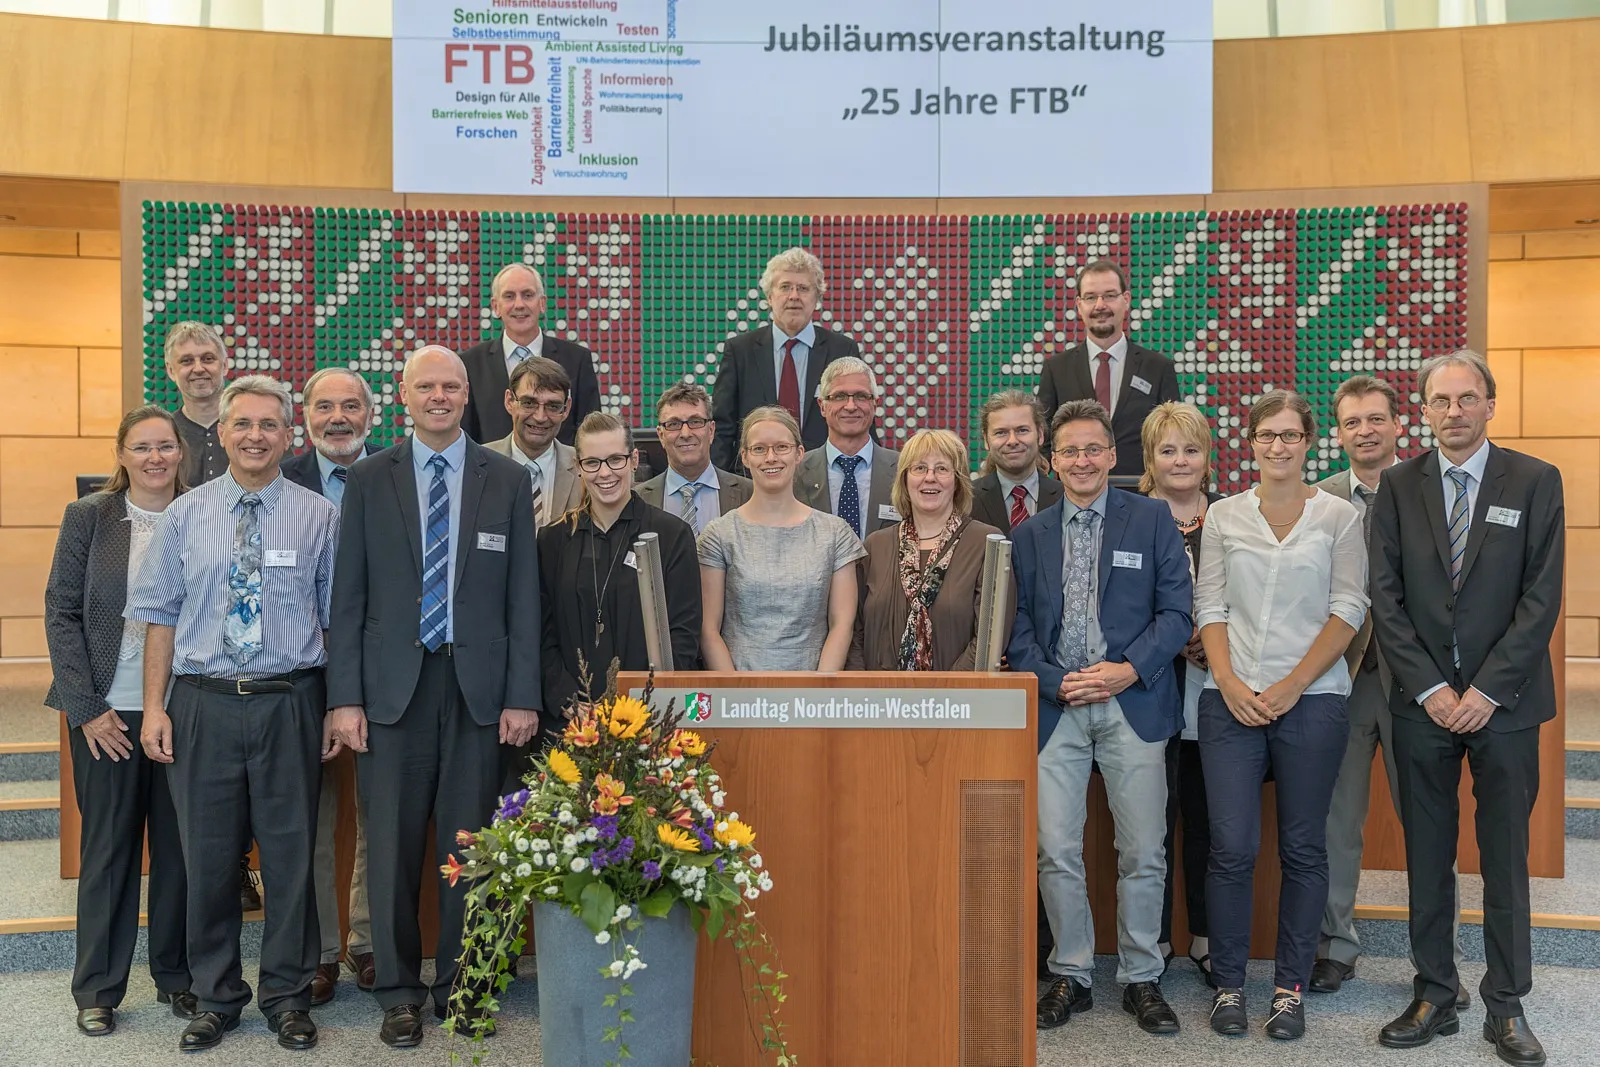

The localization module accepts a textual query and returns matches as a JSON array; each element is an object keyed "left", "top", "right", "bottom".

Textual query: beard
[{"left": 312, "top": 424, "right": 368, "bottom": 459}]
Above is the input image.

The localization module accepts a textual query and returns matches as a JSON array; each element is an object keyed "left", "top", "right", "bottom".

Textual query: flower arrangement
[{"left": 443, "top": 668, "right": 793, "bottom": 1066}]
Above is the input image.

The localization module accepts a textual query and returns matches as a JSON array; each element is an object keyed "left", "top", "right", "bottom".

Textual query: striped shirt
[{"left": 125, "top": 471, "right": 340, "bottom": 678}]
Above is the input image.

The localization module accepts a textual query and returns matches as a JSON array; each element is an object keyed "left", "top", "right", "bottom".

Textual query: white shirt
[
  {"left": 1195, "top": 489, "right": 1369, "bottom": 697},
  {"left": 501, "top": 331, "right": 545, "bottom": 374},
  {"left": 996, "top": 469, "right": 1041, "bottom": 518},
  {"left": 1087, "top": 335, "right": 1128, "bottom": 414},
  {"left": 511, "top": 437, "right": 557, "bottom": 524}
]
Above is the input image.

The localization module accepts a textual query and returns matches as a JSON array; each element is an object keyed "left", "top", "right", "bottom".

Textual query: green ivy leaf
[
  {"left": 580, "top": 881, "right": 617, "bottom": 934},
  {"left": 639, "top": 886, "right": 677, "bottom": 918},
  {"left": 564, "top": 871, "right": 596, "bottom": 905}
]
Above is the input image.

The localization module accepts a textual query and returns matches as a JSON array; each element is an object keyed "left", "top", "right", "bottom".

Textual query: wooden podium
[{"left": 619, "top": 671, "right": 1037, "bottom": 1067}]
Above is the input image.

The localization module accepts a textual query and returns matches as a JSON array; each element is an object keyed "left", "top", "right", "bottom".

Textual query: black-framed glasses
[
  {"left": 659, "top": 416, "right": 710, "bottom": 432},
  {"left": 515, "top": 397, "right": 569, "bottom": 416},
  {"left": 578, "top": 454, "right": 632, "bottom": 473},
  {"left": 823, "top": 391, "right": 875, "bottom": 406},
  {"left": 1251, "top": 430, "right": 1306, "bottom": 444}
]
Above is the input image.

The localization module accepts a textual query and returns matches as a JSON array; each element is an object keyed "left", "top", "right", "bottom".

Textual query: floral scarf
[{"left": 895, "top": 513, "right": 967, "bottom": 671}]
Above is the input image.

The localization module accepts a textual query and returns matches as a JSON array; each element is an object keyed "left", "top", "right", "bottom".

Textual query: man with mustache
[
  {"left": 481, "top": 355, "right": 583, "bottom": 528},
  {"left": 280, "top": 367, "right": 383, "bottom": 1005},
  {"left": 1036, "top": 261, "right": 1180, "bottom": 478},
  {"left": 971, "top": 390, "right": 1063, "bottom": 533},
  {"left": 710, "top": 247, "right": 860, "bottom": 473},
  {"left": 165, "top": 321, "right": 231, "bottom": 489}
]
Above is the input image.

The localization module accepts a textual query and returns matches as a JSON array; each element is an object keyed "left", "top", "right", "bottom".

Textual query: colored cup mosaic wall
[{"left": 140, "top": 203, "right": 1469, "bottom": 482}]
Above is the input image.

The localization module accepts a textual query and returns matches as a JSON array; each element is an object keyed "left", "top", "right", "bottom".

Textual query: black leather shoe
[
  {"left": 1209, "top": 988, "right": 1247, "bottom": 1036},
  {"left": 76, "top": 1007, "right": 115, "bottom": 1036},
  {"left": 158, "top": 989, "right": 200, "bottom": 1019},
  {"left": 1483, "top": 1015, "right": 1546, "bottom": 1066},
  {"left": 268, "top": 1010, "right": 318, "bottom": 1051},
  {"left": 380, "top": 1004, "right": 425, "bottom": 1048},
  {"left": 239, "top": 857, "right": 262, "bottom": 913},
  {"left": 179, "top": 1011, "right": 240, "bottom": 1052},
  {"left": 344, "top": 949, "right": 376, "bottom": 992},
  {"left": 1264, "top": 991, "right": 1304, "bottom": 1040},
  {"left": 1378, "top": 999, "right": 1459, "bottom": 1048},
  {"left": 1122, "top": 981, "right": 1180, "bottom": 1034},
  {"left": 1309, "top": 957, "right": 1354, "bottom": 993},
  {"left": 1459, "top": 986, "right": 1472, "bottom": 1010},
  {"left": 1036, "top": 976, "right": 1091, "bottom": 1030},
  {"left": 310, "top": 962, "right": 339, "bottom": 1006}
]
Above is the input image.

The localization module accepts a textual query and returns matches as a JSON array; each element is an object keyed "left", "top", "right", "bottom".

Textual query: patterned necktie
[
  {"left": 1446, "top": 468, "right": 1471, "bottom": 591},
  {"left": 419, "top": 454, "right": 451, "bottom": 651},
  {"left": 223, "top": 493, "right": 263, "bottom": 669},
  {"left": 529, "top": 463, "right": 545, "bottom": 526},
  {"left": 1353, "top": 483, "right": 1379, "bottom": 671},
  {"left": 835, "top": 454, "right": 863, "bottom": 539},
  {"left": 1008, "top": 484, "right": 1029, "bottom": 530},
  {"left": 778, "top": 338, "right": 801, "bottom": 423},
  {"left": 1094, "top": 352, "right": 1113, "bottom": 411},
  {"left": 511, "top": 343, "right": 532, "bottom": 369},
  {"left": 1057, "top": 509, "right": 1099, "bottom": 673},
  {"left": 329, "top": 466, "right": 348, "bottom": 484},
  {"left": 678, "top": 482, "right": 701, "bottom": 534}
]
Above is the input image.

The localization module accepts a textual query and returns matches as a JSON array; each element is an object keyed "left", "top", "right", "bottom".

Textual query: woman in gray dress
[{"left": 699, "top": 406, "right": 865, "bottom": 671}]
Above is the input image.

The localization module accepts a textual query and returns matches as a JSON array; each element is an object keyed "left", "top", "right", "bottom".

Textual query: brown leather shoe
[
  {"left": 310, "top": 962, "right": 339, "bottom": 1006},
  {"left": 344, "top": 950, "right": 376, "bottom": 992}
]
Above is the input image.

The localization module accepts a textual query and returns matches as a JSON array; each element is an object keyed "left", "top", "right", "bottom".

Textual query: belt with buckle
[{"left": 178, "top": 667, "right": 321, "bottom": 696}]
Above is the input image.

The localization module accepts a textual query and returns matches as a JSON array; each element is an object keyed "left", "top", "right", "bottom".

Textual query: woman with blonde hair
[
  {"left": 699, "top": 405, "right": 865, "bottom": 671},
  {"left": 852, "top": 429, "right": 1010, "bottom": 671}
]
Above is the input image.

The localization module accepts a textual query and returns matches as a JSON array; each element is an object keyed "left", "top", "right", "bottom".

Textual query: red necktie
[
  {"left": 1094, "top": 352, "right": 1113, "bottom": 411},
  {"left": 1008, "top": 485, "right": 1029, "bottom": 530},
  {"left": 778, "top": 338, "right": 801, "bottom": 423}
]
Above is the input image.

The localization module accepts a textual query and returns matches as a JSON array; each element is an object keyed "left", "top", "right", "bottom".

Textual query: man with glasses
[
  {"left": 795, "top": 358, "right": 900, "bottom": 541},
  {"left": 635, "top": 383, "right": 751, "bottom": 533},
  {"left": 1007, "top": 399, "right": 1193, "bottom": 1036},
  {"left": 1037, "top": 260, "right": 1180, "bottom": 478},
  {"left": 710, "top": 247, "right": 860, "bottom": 472},
  {"left": 1371, "top": 350, "right": 1562, "bottom": 1067},
  {"left": 461, "top": 263, "right": 601, "bottom": 447},
  {"left": 482, "top": 355, "right": 582, "bottom": 526}
]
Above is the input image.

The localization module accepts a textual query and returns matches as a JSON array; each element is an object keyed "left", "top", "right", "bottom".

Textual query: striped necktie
[
  {"left": 1446, "top": 467, "right": 1471, "bottom": 591},
  {"left": 678, "top": 481, "right": 701, "bottom": 534},
  {"left": 419, "top": 454, "right": 451, "bottom": 651},
  {"left": 529, "top": 463, "right": 545, "bottom": 526}
]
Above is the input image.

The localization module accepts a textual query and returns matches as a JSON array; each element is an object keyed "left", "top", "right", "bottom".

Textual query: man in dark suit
[
  {"left": 460, "top": 263, "right": 601, "bottom": 447},
  {"left": 794, "top": 357, "right": 900, "bottom": 541},
  {"left": 1371, "top": 350, "right": 1563, "bottom": 1067},
  {"left": 324, "top": 345, "right": 541, "bottom": 1049},
  {"left": 710, "top": 247, "right": 859, "bottom": 471},
  {"left": 1036, "top": 260, "right": 1180, "bottom": 478},
  {"left": 970, "top": 389, "right": 1063, "bottom": 532},
  {"left": 1008, "top": 398, "right": 1193, "bottom": 1036},
  {"left": 634, "top": 382, "right": 751, "bottom": 534}
]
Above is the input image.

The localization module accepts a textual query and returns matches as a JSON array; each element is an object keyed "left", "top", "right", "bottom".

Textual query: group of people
[{"left": 44, "top": 250, "right": 1560, "bottom": 1067}]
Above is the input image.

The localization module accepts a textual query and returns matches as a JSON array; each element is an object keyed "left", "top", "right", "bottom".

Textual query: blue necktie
[
  {"left": 223, "top": 493, "right": 263, "bottom": 669},
  {"left": 420, "top": 454, "right": 451, "bottom": 651},
  {"left": 835, "top": 454, "right": 863, "bottom": 539}
]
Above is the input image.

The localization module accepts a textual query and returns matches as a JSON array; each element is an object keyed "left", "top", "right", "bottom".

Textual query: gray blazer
[
  {"left": 795, "top": 444, "right": 902, "bottom": 538},
  {"left": 44, "top": 491, "right": 135, "bottom": 727},
  {"left": 1316, "top": 468, "right": 1388, "bottom": 688},
  {"left": 483, "top": 436, "right": 583, "bottom": 524},
  {"left": 634, "top": 465, "right": 752, "bottom": 517}
]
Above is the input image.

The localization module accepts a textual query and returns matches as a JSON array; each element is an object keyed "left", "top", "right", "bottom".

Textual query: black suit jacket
[
  {"left": 279, "top": 442, "right": 381, "bottom": 496},
  {"left": 970, "top": 470, "right": 1064, "bottom": 533},
  {"left": 1369, "top": 443, "right": 1564, "bottom": 732},
  {"left": 1035, "top": 340, "right": 1181, "bottom": 477},
  {"left": 710, "top": 323, "right": 859, "bottom": 471},
  {"left": 327, "top": 436, "right": 542, "bottom": 727},
  {"left": 460, "top": 335, "right": 602, "bottom": 447},
  {"left": 44, "top": 491, "right": 135, "bottom": 728}
]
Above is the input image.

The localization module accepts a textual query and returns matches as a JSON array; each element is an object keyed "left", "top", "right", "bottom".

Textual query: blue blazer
[{"left": 1008, "top": 488, "right": 1194, "bottom": 750}]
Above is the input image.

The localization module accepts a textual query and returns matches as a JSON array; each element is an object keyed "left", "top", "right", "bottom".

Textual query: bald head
[
  {"left": 401, "top": 345, "right": 469, "bottom": 448},
  {"left": 403, "top": 344, "right": 466, "bottom": 381}
]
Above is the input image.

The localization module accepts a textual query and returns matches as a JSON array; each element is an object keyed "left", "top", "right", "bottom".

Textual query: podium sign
[{"left": 628, "top": 686, "right": 1026, "bottom": 729}]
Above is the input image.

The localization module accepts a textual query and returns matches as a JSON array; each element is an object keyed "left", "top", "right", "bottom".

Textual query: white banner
[
  {"left": 628, "top": 687, "right": 1028, "bottom": 729},
  {"left": 392, "top": 0, "right": 1213, "bottom": 197}
]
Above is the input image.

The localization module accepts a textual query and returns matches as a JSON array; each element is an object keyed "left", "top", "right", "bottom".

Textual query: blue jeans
[{"left": 1199, "top": 688, "right": 1348, "bottom": 992}]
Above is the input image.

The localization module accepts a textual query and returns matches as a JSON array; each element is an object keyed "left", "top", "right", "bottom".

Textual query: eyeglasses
[
  {"left": 772, "top": 281, "right": 815, "bottom": 297},
  {"left": 515, "top": 397, "right": 568, "bottom": 416},
  {"left": 659, "top": 416, "right": 710, "bottom": 432},
  {"left": 1055, "top": 445, "right": 1110, "bottom": 460},
  {"left": 578, "top": 454, "right": 632, "bottom": 473},
  {"left": 744, "top": 443, "right": 796, "bottom": 459},
  {"left": 909, "top": 463, "right": 955, "bottom": 478},
  {"left": 1425, "top": 394, "right": 1485, "bottom": 413},
  {"left": 1251, "top": 430, "right": 1307, "bottom": 444},
  {"left": 1076, "top": 291, "right": 1125, "bottom": 305},
  {"left": 823, "top": 391, "right": 875, "bottom": 406},
  {"left": 227, "top": 419, "right": 283, "bottom": 434},
  {"left": 125, "top": 443, "right": 180, "bottom": 457}
]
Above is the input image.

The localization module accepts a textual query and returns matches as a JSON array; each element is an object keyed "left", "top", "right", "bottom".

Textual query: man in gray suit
[
  {"left": 635, "top": 382, "right": 751, "bottom": 534},
  {"left": 795, "top": 357, "right": 900, "bottom": 540},
  {"left": 324, "top": 345, "right": 541, "bottom": 1049},
  {"left": 481, "top": 355, "right": 582, "bottom": 526}
]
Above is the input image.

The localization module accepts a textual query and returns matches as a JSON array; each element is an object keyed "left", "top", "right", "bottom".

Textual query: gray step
[
  {"left": 1571, "top": 746, "right": 1600, "bottom": 781},
  {"left": 0, "top": 745, "right": 58, "bottom": 783}
]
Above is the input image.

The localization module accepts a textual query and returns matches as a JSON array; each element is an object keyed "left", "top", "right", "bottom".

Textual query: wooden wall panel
[
  {"left": 1487, "top": 349, "right": 1522, "bottom": 439},
  {"left": 1566, "top": 528, "right": 1600, "bottom": 618},
  {"left": 1488, "top": 258, "right": 1600, "bottom": 350},
  {"left": 77, "top": 231, "right": 120, "bottom": 259},
  {"left": 1568, "top": 616, "right": 1599, "bottom": 659},
  {"left": 0, "top": 347, "right": 79, "bottom": 437},
  {"left": 1497, "top": 438, "right": 1600, "bottom": 528},
  {"left": 0, "top": 229, "right": 78, "bottom": 257},
  {"left": 1524, "top": 231, "right": 1600, "bottom": 259},
  {"left": 0, "top": 617, "right": 46, "bottom": 659},
  {"left": 0, "top": 437, "right": 114, "bottom": 528},
  {"left": 78, "top": 348, "right": 123, "bottom": 438},
  {"left": 1488, "top": 233, "right": 1525, "bottom": 260},
  {"left": 0, "top": 528, "right": 56, "bottom": 618},
  {"left": 0, "top": 16, "right": 132, "bottom": 181},
  {"left": 1460, "top": 19, "right": 1600, "bottom": 185},
  {"left": 0, "top": 256, "right": 120, "bottom": 348},
  {"left": 1521, "top": 350, "right": 1600, "bottom": 438}
]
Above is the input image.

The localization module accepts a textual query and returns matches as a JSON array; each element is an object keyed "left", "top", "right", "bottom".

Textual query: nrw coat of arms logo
[{"left": 683, "top": 691, "right": 713, "bottom": 722}]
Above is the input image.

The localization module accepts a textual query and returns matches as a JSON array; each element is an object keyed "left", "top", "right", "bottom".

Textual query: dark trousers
[
  {"left": 1392, "top": 712, "right": 1539, "bottom": 1017},
  {"left": 358, "top": 651, "right": 501, "bottom": 1011},
  {"left": 166, "top": 675, "right": 323, "bottom": 1017},
  {"left": 1161, "top": 737, "right": 1210, "bottom": 944},
  {"left": 69, "top": 710, "right": 190, "bottom": 1008},
  {"left": 1199, "top": 689, "right": 1347, "bottom": 991}
]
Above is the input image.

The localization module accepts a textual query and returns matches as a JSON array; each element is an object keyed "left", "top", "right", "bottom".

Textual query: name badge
[
  {"left": 476, "top": 532, "right": 507, "bottom": 552},
  {"left": 624, "top": 551, "right": 638, "bottom": 569},
  {"left": 1485, "top": 506, "right": 1522, "bottom": 528},
  {"left": 1112, "top": 551, "right": 1143, "bottom": 570},
  {"left": 878, "top": 504, "right": 902, "bottom": 522},
  {"left": 1130, "top": 375, "right": 1153, "bottom": 395},
  {"left": 263, "top": 549, "right": 297, "bottom": 567}
]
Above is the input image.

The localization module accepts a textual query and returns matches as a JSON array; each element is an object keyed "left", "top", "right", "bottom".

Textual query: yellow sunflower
[
  {"left": 604, "top": 695, "right": 650, "bottom": 740},
  {"left": 714, "top": 819, "right": 756, "bottom": 849},
  {"left": 657, "top": 823, "right": 701, "bottom": 852},
  {"left": 547, "top": 749, "right": 581, "bottom": 785}
]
